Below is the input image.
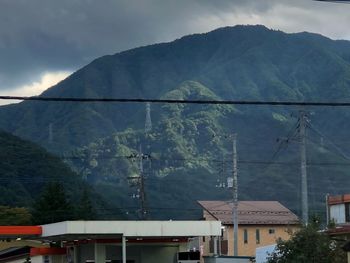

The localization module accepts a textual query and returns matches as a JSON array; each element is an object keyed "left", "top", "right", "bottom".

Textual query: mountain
[
  {"left": 2, "top": 25, "right": 350, "bottom": 152},
  {"left": 0, "top": 130, "right": 83, "bottom": 206},
  {"left": 0, "top": 130, "right": 124, "bottom": 220},
  {"left": 1, "top": 25, "right": 350, "bottom": 219}
]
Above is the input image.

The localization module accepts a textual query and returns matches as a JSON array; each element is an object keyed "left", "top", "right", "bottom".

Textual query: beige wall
[
  {"left": 226, "top": 225, "right": 299, "bottom": 256},
  {"left": 79, "top": 242, "right": 187, "bottom": 263},
  {"left": 202, "top": 223, "right": 299, "bottom": 257}
]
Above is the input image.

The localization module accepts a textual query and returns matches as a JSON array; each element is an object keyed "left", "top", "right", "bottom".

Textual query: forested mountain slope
[{"left": 1, "top": 25, "right": 350, "bottom": 218}]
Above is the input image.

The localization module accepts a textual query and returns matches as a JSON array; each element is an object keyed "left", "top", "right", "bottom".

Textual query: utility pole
[
  {"left": 299, "top": 110, "right": 308, "bottom": 224},
  {"left": 214, "top": 133, "right": 238, "bottom": 256},
  {"left": 232, "top": 134, "right": 238, "bottom": 256}
]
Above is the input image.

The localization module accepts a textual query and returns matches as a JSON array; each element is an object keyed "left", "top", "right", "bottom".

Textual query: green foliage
[
  {"left": 267, "top": 221, "right": 346, "bottom": 263},
  {"left": 0, "top": 206, "right": 32, "bottom": 225},
  {"left": 2, "top": 26, "right": 350, "bottom": 219},
  {"left": 0, "top": 130, "right": 86, "bottom": 208},
  {"left": 32, "top": 182, "right": 75, "bottom": 224},
  {"left": 75, "top": 187, "right": 96, "bottom": 220}
]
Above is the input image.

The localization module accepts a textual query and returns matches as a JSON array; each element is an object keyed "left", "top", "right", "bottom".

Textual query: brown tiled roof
[
  {"left": 328, "top": 194, "right": 350, "bottom": 205},
  {"left": 198, "top": 200, "right": 300, "bottom": 225}
]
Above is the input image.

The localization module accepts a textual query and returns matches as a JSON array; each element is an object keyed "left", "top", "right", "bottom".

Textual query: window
[
  {"left": 256, "top": 229, "right": 260, "bottom": 244},
  {"left": 244, "top": 229, "right": 248, "bottom": 244},
  {"left": 269, "top": 229, "right": 275, "bottom": 234}
]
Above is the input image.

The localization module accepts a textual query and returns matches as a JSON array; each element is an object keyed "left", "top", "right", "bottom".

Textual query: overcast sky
[{"left": 0, "top": 0, "right": 349, "bottom": 100}]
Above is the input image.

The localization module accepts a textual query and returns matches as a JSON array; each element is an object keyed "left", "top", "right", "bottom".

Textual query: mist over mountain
[{"left": 1, "top": 25, "right": 350, "bottom": 219}]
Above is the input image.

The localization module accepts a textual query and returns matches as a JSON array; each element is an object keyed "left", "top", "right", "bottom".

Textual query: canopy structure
[
  {"left": 0, "top": 221, "right": 222, "bottom": 263},
  {"left": 40, "top": 220, "right": 221, "bottom": 240},
  {"left": 0, "top": 226, "right": 42, "bottom": 240}
]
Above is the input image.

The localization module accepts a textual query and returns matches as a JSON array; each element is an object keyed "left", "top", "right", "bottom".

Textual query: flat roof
[{"left": 40, "top": 221, "right": 221, "bottom": 240}]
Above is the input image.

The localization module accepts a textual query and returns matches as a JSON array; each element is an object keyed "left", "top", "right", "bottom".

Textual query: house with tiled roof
[
  {"left": 198, "top": 200, "right": 300, "bottom": 257},
  {"left": 326, "top": 194, "right": 350, "bottom": 261}
]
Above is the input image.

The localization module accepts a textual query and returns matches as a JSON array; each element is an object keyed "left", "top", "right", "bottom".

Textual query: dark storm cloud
[{"left": 0, "top": 0, "right": 348, "bottom": 90}]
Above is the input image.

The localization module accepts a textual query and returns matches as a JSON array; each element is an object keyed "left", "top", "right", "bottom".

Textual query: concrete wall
[
  {"left": 4, "top": 258, "right": 29, "bottom": 263},
  {"left": 204, "top": 256, "right": 253, "bottom": 263},
  {"left": 78, "top": 243, "right": 187, "bottom": 263},
  {"left": 30, "top": 255, "right": 66, "bottom": 263}
]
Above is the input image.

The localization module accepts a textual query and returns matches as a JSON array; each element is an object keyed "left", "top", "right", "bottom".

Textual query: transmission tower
[
  {"left": 216, "top": 154, "right": 227, "bottom": 188},
  {"left": 128, "top": 145, "right": 150, "bottom": 220},
  {"left": 145, "top": 102, "right": 152, "bottom": 133}
]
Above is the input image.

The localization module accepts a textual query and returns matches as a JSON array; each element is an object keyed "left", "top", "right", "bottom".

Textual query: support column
[
  {"left": 213, "top": 236, "right": 218, "bottom": 256},
  {"left": 94, "top": 243, "right": 106, "bottom": 263},
  {"left": 73, "top": 246, "right": 79, "bottom": 263},
  {"left": 122, "top": 236, "right": 127, "bottom": 263}
]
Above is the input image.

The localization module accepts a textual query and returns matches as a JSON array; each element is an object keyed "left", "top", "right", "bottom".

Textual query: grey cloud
[{"left": 0, "top": 0, "right": 348, "bottom": 90}]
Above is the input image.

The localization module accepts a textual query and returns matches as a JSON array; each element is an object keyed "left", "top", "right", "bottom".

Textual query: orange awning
[{"left": 0, "top": 226, "right": 42, "bottom": 236}]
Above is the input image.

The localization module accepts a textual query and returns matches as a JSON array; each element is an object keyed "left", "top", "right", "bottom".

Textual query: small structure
[
  {"left": 203, "top": 255, "right": 254, "bottom": 263},
  {"left": 255, "top": 244, "right": 276, "bottom": 263},
  {"left": 198, "top": 201, "right": 300, "bottom": 257},
  {"left": 0, "top": 221, "right": 221, "bottom": 263}
]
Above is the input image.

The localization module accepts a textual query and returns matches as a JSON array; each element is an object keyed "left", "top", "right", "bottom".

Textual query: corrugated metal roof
[{"left": 198, "top": 200, "right": 300, "bottom": 225}]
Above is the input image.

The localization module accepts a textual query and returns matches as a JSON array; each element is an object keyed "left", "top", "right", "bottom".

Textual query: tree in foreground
[
  {"left": 32, "top": 182, "right": 75, "bottom": 224},
  {"left": 267, "top": 220, "right": 346, "bottom": 263}
]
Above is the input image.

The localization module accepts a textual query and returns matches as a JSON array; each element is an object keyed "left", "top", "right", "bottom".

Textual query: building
[
  {"left": 0, "top": 221, "right": 222, "bottom": 263},
  {"left": 327, "top": 194, "right": 350, "bottom": 225},
  {"left": 326, "top": 194, "right": 350, "bottom": 263},
  {"left": 198, "top": 201, "right": 300, "bottom": 257}
]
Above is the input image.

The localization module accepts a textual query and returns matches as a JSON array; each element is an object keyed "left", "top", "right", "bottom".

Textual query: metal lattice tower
[{"left": 145, "top": 102, "right": 152, "bottom": 133}]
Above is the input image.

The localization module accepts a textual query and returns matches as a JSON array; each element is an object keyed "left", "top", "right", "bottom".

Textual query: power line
[
  {"left": 62, "top": 153, "right": 350, "bottom": 167},
  {"left": 3, "top": 95, "right": 350, "bottom": 106},
  {"left": 315, "top": 0, "right": 350, "bottom": 3},
  {"left": 306, "top": 122, "right": 350, "bottom": 161}
]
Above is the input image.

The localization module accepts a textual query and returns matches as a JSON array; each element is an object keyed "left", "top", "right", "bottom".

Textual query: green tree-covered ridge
[
  {"left": 1, "top": 25, "right": 350, "bottom": 218},
  {"left": 0, "top": 130, "right": 83, "bottom": 207},
  {"left": 0, "top": 131, "right": 111, "bottom": 223},
  {"left": 67, "top": 81, "right": 350, "bottom": 219}
]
